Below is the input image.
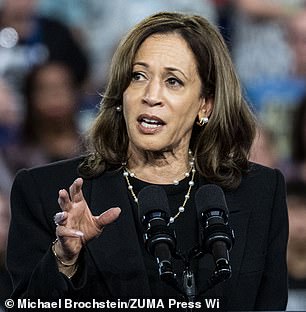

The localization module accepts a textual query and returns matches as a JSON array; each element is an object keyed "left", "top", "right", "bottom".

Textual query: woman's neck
[{"left": 126, "top": 148, "right": 193, "bottom": 185}]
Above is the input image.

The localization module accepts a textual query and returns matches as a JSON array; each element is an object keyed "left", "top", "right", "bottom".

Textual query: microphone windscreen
[
  {"left": 138, "top": 185, "right": 170, "bottom": 220},
  {"left": 195, "top": 184, "right": 228, "bottom": 215}
]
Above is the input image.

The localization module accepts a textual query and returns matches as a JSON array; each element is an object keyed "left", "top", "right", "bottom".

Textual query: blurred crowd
[{"left": 0, "top": 0, "right": 306, "bottom": 311}]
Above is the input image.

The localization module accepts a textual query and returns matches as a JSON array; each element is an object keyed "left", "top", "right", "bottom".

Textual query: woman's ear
[{"left": 197, "top": 97, "right": 214, "bottom": 125}]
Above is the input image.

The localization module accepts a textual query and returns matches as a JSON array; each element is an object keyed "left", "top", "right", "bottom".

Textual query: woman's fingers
[
  {"left": 69, "top": 178, "right": 84, "bottom": 203},
  {"left": 58, "top": 189, "right": 72, "bottom": 212},
  {"left": 56, "top": 225, "right": 84, "bottom": 239},
  {"left": 56, "top": 180, "right": 121, "bottom": 248},
  {"left": 96, "top": 207, "right": 121, "bottom": 228},
  {"left": 58, "top": 178, "right": 85, "bottom": 213},
  {"left": 53, "top": 211, "right": 68, "bottom": 226}
]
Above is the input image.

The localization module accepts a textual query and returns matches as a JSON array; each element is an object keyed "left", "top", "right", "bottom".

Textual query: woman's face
[
  {"left": 32, "top": 64, "right": 76, "bottom": 120},
  {"left": 123, "top": 33, "right": 211, "bottom": 155}
]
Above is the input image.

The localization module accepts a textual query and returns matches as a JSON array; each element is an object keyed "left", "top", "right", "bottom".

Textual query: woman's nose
[{"left": 142, "top": 79, "right": 162, "bottom": 106}]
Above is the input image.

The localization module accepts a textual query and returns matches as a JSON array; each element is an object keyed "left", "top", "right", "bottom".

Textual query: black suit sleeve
[
  {"left": 255, "top": 169, "right": 288, "bottom": 310},
  {"left": 6, "top": 169, "right": 87, "bottom": 299}
]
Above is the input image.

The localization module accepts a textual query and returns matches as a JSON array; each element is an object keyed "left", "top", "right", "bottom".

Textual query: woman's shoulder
[
  {"left": 13, "top": 156, "right": 85, "bottom": 190},
  {"left": 221, "top": 162, "right": 287, "bottom": 217},
  {"left": 238, "top": 161, "right": 285, "bottom": 193},
  {"left": 25, "top": 156, "right": 84, "bottom": 174},
  {"left": 247, "top": 161, "right": 284, "bottom": 179}
]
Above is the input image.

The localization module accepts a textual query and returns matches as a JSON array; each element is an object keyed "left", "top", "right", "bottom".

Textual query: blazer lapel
[
  {"left": 223, "top": 190, "right": 251, "bottom": 287},
  {"left": 84, "top": 170, "right": 151, "bottom": 297}
]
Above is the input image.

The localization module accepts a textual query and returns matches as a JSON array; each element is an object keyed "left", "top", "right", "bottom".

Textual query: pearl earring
[{"left": 197, "top": 116, "right": 209, "bottom": 126}]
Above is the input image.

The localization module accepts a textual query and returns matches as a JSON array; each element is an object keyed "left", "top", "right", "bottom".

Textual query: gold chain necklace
[{"left": 122, "top": 153, "right": 196, "bottom": 223}]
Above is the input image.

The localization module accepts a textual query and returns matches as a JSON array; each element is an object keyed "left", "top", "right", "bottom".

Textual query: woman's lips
[{"left": 137, "top": 114, "right": 165, "bottom": 134}]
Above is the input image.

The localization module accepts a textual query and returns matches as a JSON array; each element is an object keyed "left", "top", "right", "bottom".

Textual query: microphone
[
  {"left": 195, "top": 184, "right": 234, "bottom": 284},
  {"left": 138, "top": 185, "right": 176, "bottom": 281}
]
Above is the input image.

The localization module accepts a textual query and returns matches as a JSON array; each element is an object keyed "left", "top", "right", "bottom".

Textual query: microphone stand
[
  {"left": 158, "top": 259, "right": 185, "bottom": 296},
  {"left": 156, "top": 250, "right": 197, "bottom": 311},
  {"left": 156, "top": 249, "right": 197, "bottom": 311},
  {"left": 183, "top": 269, "right": 196, "bottom": 303},
  {"left": 158, "top": 246, "right": 232, "bottom": 312}
]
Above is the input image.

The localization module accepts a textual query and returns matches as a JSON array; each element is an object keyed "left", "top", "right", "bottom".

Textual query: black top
[
  {"left": 126, "top": 174, "right": 201, "bottom": 298},
  {"left": 6, "top": 158, "right": 289, "bottom": 311}
]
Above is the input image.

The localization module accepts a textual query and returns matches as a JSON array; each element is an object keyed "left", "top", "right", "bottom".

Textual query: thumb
[{"left": 96, "top": 207, "right": 121, "bottom": 228}]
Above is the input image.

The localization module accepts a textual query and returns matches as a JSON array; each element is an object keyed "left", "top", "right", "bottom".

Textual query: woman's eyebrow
[{"left": 133, "top": 62, "right": 188, "bottom": 79}]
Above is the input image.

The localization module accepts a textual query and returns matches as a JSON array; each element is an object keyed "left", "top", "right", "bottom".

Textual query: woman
[
  {"left": 22, "top": 61, "right": 82, "bottom": 161},
  {"left": 7, "top": 12, "right": 288, "bottom": 311},
  {"left": 3, "top": 61, "right": 84, "bottom": 174}
]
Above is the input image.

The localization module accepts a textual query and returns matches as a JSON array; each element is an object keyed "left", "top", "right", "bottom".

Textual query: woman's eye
[
  {"left": 131, "top": 72, "right": 145, "bottom": 81},
  {"left": 167, "top": 77, "right": 183, "bottom": 87}
]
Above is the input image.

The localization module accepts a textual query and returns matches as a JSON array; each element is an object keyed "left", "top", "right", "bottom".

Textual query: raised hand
[{"left": 53, "top": 178, "right": 121, "bottom": 265}]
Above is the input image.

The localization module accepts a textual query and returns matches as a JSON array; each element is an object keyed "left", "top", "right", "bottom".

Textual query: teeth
[
  {"left": 141, "top": 121, "right": 160, "bottom": 128},
  {"left": 142, "top": 117, "right": 159, "bottom": 124},
  {"left": 139, "top": 116, "right": 164, "bottom": 129}
]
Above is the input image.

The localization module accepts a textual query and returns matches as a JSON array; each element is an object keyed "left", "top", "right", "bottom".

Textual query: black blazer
[{"left": 7, "top": 157, "right": 288, "bottom": 311}]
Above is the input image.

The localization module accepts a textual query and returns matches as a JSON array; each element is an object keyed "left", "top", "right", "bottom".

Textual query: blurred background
[{"left": 0, "top": 1, "right": 306, "bottom": 311}]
